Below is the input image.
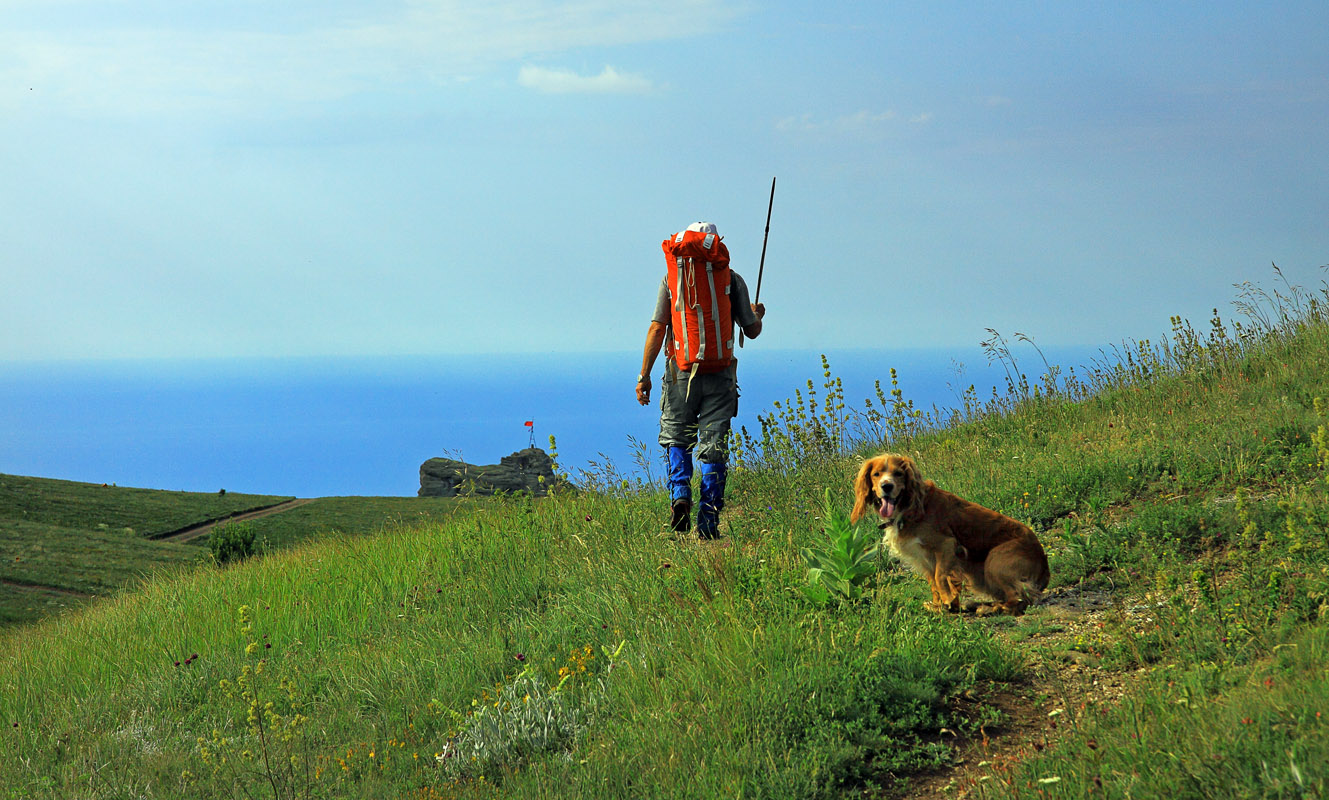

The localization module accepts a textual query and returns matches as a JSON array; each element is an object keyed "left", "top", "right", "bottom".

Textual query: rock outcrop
[{"left": 418, "top": 448, "right": 563, "bottom": 497}]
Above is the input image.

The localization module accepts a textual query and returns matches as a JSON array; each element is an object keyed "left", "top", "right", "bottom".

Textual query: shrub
[{"left": 210, "top": 521, "right": 261, "bottom": 566}]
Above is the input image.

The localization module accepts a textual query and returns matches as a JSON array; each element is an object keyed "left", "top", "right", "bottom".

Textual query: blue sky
[{"left": 3, "top": 1, "right": 1326, "bottom": 361}]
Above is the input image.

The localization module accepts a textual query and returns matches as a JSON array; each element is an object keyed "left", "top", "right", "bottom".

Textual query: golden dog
[{"left": 851, "top": 454, "right": 1050, "bottom": 615}]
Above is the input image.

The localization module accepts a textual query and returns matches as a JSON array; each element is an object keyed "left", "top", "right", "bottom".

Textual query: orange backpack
[{"left": 662, "top": 227, "right": 733, "bottom": 374}]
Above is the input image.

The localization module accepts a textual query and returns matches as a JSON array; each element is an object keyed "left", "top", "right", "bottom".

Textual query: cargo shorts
[{"left": 658, "top": 359, "right": 739, "bottom": 465}]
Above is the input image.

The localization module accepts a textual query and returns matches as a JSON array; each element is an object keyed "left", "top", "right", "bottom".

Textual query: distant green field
[
  {"left": 0, "top": 474, "right": 469, "bottom": 627},
  {"left": 0, "top": 519, "right": 199, "bottom": 625},
  {"left": 219, "top": 495, "right": 466, "bottom": 549},
  {"left": 0, "top": 474, "right": 290, "bottom": 537},
  {"left": 0, "top": 475, "right": 288, "bottom": 626}
]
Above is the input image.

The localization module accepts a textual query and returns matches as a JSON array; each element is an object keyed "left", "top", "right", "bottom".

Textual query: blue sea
[{"left": 0, "top": 347, "right": 1097, "bottom": 498}]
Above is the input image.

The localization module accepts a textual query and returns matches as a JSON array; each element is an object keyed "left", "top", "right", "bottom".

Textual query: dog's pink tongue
[{"left": 878, "top": 497, "right": 896, "bottom": 519}]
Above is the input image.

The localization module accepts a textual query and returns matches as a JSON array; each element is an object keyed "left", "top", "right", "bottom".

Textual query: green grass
[
  {"left": 0, "top": 477, "right": 289, "bottom": 626},
  {"left": 223, "top": 496, "right": 465, "bottom": 550},
  {"left": 0, "top": 475, "right": 290, "bottom": 537},
  {"left": 0, "top": 519, "right": 198, "bottom": 598},
  {"left": 0, "top": 477, "right": 464, "bottom": 627},
  {"left": 2, "top": 268, "right": 1328, "bottom": 798}
]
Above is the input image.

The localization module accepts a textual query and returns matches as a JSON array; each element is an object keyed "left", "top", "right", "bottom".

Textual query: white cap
[{"left": 686, "top": 221, "right": 718, "bottom": 235}]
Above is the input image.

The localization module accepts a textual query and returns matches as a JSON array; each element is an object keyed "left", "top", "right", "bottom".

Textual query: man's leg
[
  {"left": 694, "top": 369, "right": 738, "bottom": 539},
  {"left": 659, "top": 363, "right": 701, "bottom": 532},
  {"left": 666, "top": 446, "right": 694, "bottom": 532},
  {"left": 696, "top": 461, "right": 727, "bottom": 539}
]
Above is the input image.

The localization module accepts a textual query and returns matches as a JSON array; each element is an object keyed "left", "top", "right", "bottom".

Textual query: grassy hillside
[
  {"left": 0, "top": 477, "right": 292, "bottom": 625},
  {"left": 2, "top": 272, "right": 1327, "bottom": 799},
  {"left": 0, "top": 475, "right": 291, "bottom": 536},
  {"left": 0, "top": 519, "right": 199, "bottom": 624},
  {"left": 0, "top": 477, "right": 464, "bottom": 626},
  {"left": 225, "top": 496, "right": 465, "bottom": 550}
]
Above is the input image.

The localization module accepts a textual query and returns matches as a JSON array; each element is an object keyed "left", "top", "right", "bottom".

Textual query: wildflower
[{"left": 515, "top": 653, "right": 525, "bottom": 662}]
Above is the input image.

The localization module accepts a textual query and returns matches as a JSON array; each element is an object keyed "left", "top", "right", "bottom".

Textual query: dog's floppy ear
[
  {"left": 899, "top": 456, "right": 929, "bottom": 522},
  {"left": 850, "top": 457, "right": 877, "bottom": 523}
]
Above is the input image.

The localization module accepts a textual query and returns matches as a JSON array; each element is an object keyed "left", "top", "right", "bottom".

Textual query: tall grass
[
  {"left": 2, "top": 265, "right": 1328, "bottom": 799},
  {"left": 0, "top": 486, "right": 1019, "bottom": 798}
]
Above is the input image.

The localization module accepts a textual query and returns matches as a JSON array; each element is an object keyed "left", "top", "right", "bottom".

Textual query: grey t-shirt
[{"left": 652, "top": 270, "right": 759, "bottom": 330}]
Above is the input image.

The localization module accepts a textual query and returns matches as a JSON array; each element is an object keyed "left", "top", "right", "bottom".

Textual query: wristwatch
[{"left": 636, "top": 374, "right": 647, "bottom": 384}]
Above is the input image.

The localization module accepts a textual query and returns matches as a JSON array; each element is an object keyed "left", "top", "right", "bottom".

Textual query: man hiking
[{"left": 636, "top": 221, "right": 766, "bottom": 539}]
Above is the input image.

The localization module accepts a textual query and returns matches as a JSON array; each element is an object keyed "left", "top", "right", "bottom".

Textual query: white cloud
[
  {"left": 517, "top": 64, "right": 653, "bottom": 94},
  {"left": 775, "top": 109, "right": 899, "bottom": 133},
  {"left": 0, "top": 1, "right": 736, "bottom": 116}
]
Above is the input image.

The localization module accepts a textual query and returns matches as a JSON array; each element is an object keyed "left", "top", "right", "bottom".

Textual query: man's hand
[
  {"left": 636, "top": 376, "right": 651, "bottom": 406},
  {"left": 743, "top": 302, "right": 766, "bottom": 339}
]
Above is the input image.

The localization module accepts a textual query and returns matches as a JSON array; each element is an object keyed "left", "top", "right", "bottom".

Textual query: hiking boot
[{"left": 670, "top": 498, "right": 692, "bottom": 533}]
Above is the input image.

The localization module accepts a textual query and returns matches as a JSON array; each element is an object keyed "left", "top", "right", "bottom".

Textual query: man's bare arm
[{"left": 637, "top": 321, "right": 668, "bottom": 405}]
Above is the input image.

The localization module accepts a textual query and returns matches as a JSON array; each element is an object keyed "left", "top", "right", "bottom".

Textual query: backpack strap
[
  {"left": 704, "top": 261, "right": 723, "bottom": 367},
  {"left": 674, "top": 256, "right": 691, "bottom": 365},
  {"left": 693, "top": 260, "right": 708, "bottom": 363}
]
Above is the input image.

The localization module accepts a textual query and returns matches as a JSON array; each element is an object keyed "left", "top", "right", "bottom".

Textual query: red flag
[{"left": 524, "top": 421, "right": 533, "bottom": 427}]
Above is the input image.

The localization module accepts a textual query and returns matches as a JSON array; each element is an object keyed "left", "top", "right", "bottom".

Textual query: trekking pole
[{"left": 739, "top": 176, "right": 775, "bottom": 348}]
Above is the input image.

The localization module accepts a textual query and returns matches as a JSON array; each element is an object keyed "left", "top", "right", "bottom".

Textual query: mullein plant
[
  {"left": 801, "top": 489, "right": 882, "bottom": 605},
  {"left": 196, "top": 605, "right": 311, "bottom": 800}
]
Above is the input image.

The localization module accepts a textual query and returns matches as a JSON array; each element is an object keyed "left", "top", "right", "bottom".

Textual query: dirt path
[
  {"left": 905, "top": 583, "right": 1157, "bottom": 799},
  {"left": 153, "top": 498, "right": 316, "bottom": 543}
]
